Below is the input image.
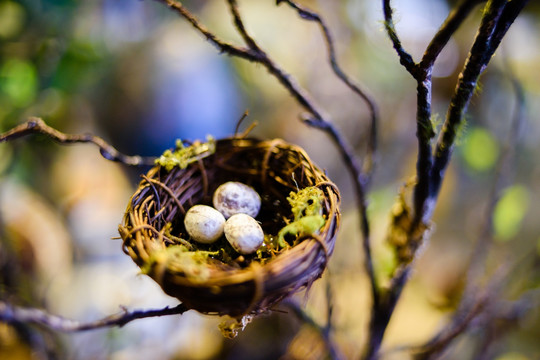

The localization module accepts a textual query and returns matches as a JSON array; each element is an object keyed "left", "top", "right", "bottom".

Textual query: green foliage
[
  {"left": 277, "top": 186, "right": 325, "bottom": 248},
  {"left": 288, "top": 186, "right": 324, "bottom": 220},
  {"left": 143, "top": 244, "right": 219, "bottom": 283}
]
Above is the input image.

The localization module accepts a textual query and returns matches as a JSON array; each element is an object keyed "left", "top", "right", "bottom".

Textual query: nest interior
[{"left": 119, "top": 138, "right": 341, "bottom": 316}]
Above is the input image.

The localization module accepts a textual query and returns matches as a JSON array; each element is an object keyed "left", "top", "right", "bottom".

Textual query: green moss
[
  {"left": 288, "top": 186, "right": 324, "bottom": 220},
  {"left": 276, "top": 186, "right": 326, "bottom": 248},
  {"left": 155, "top": 135, "right": 216, "bottom": 171},
  {"left": 144, "top": 245, "right": 219, "bottom": 283}
]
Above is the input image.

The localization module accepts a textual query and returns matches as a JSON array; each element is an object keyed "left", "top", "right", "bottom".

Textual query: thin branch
[
  {"left": 283, "top": 299, "right": 345, "bottom": 360},
  {"left": 0, "top": 117, "right": 155, "bottom": 166},
  {"left": 277, "top": 0, "right": 379, "bottom": 179},
  {"left": 430, "top": 0, "right": 509, "bottom": 205},
  {"left": 382, "top": 0, "right": 417, "bottom": 76},
  {"left": 411, "top": 267, "right": 506, "bottom": 360},
  {"left": 0, "top": 301, "right": 189, "bottom": 332},
  {"left": 420, "top": 0, "right": 485, "bottom": 70},
  {"left": 464, "top": 55, "right": 527, "bottom": 301},
  {"left": 156, "top": 0, "right": 260, "bottom": 61}
]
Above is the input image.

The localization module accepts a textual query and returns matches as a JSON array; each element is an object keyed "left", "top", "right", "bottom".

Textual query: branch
[
  {"left": 0, "top": 301, "right": 189, "bottom": 332},
  {"left": 369, "top": 1, "right": 529, "bottom": 358},
  {"left": 463, "top": 54, "right": 527, "bottom": 300},
  {"left": 413, "top": 62, "right": 528, "bottom": 358},
  {"left": 0, "top": 117, "right": 155, "bottom": 166},
  {"left": 155, "top": 0, "right": 260, "bottom": 61},
  {"left": 283, "top": 299, "right": 345, "bottom": 360},
  {"left": 430, "top": 0, "right": 516, "bottom": 205},
  {"left": 382, "top": 0, "right": 417, "bottom": 76},
  {"left": 420, "top": 0, "right": 485, "bottom": 70},
  {"left": 277, "top": 0, "right": 379, "bottom": 179}
]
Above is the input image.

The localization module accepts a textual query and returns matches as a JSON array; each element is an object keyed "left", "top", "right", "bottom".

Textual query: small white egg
[
  {"left": 184, "top": 205, "right": 225, "bottom": 244},
  {"left": 213, "top": 181, "right": 261, "bottom": 219},
  {"left": 224, "top": 214, "right": 264, "bottom": 254}
]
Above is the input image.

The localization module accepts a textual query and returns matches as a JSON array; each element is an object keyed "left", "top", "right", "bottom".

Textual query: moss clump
[
  {"left": 156, "top": 136, "right": 216, "bottom": 171},
  {"left": 144, "top": 245, "right": 219, "bottom": 283},
  {"left": 277, "top": 186, "right": 325, "bottom": 248}
]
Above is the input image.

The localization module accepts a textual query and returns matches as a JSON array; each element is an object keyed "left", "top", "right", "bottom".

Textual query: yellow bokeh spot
[
  {"left": 495, "top": 352, "right": 529, "bottom": 360},
  {"left": 462, "top": 127, "right": 499, "bottom": 172},
  {"left": 493, "top": 185, "right": 529, "bottom": 242},
  {"left": 0, "top": 1, "right": 25, "bottom": 38}
]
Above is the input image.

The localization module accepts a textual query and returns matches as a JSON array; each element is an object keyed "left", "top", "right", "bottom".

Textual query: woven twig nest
[{"left": 119, "top": 137, "right": 340, "bottom": 317}]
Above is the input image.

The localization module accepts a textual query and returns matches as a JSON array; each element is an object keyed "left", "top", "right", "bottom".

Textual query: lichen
[
  {"left": 288, "top": 186, "right": 324, "bottom": 220},
  {"left": 277, "top": 186, "right": 326, "bottom": 248},
  {"left": 155, "top": 135, "right": 216, "bottom": 171},
  {"left": 143, "top": 245, "right": 219, "bottom": 283}
]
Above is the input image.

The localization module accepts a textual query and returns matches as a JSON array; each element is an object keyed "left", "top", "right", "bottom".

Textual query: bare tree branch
[
  {"left": 156, "top": 0, "right": 260, "bottom": 61},
  {"left": 0, "top": 117, "right": 155, "bottom": 166},
  {"left": 420, "top": 0, "right": 485, "bottom": 70},
  {"left": 430, "top": 0, "right": 528, "bottom": 212},
  {"left": 463, "top": 54, "right": 527, "bottom": 302},
  {"left": 382, "top": 0, "right": 417, "bottom": 76},
  {"left": 0, "top": 301, "right": 188, "bottom": 332},
  {"left": 368, "top": 1, "right": 530, "bottom": 358},
  {"left": 277, "top": 0, "right": 379, "bottom": 179}
]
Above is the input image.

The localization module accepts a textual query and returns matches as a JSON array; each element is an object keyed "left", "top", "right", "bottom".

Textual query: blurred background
[{"left": 0, "top": 0, "right": 539, "bottom": 359}]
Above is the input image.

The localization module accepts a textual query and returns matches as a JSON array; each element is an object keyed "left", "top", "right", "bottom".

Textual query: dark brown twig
[
  {"left": 0, "top": 117, "right": 155, "bottom": 166},
  {"left": 277, "top": 0, "right": 379, "bottom": 179},
  {"left": 0, "top": 301, "right": 189, "bottom": 332},
  {"left": 283, "top": 299, "right": 345, "bottom": 360},
  {"left": 430, "top": 0, "right": 529, "bottom": 209},
  {"left": 156, "top": 0, "right": 259, "bottom": 61}
]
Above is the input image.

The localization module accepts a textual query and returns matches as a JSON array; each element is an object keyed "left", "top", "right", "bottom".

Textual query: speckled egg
[
  {"left": 213, "top": 181, "right": 261, "bottom": 219},
  {"left": 184, "top": 205, "right": 226, "bottom": 244},
  {"left": 224, "top": 213, "right": 264, "bottom": 254}
]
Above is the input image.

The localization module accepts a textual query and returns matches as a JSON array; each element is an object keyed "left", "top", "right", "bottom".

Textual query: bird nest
[{"left": 119, "top": 137, "right": 340, "bottom": 317}]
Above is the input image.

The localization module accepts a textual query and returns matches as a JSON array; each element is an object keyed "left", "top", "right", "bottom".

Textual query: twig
[
  {"left": 0, "top": 117, "right": 155, "bottom": 166},
  {"left": 463, "top": 53, "right": 527, "bottom": 303},
  {"left": 0, "top": 301, "right": 189, "bottom": 332},
  {"left": 429, "top": 0, "right": 528, "bottom": 208},
  {"left": 277, "top": 0, "right": 379, "bottom": 179},
  {"left": 420, "top": 0, "right": 485, "bottom": 70},
  {"left": 382, "top": 0, "right": 417, "bottom": 76},
  {"left": 411, "top": 265, "right": 508, "bottom": 360},
  {"left": 156, "top": 0, "right": 259, "bottom": 61},
  {"left": 283, "top": 299, "right": 345, "bottom": 360}
]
